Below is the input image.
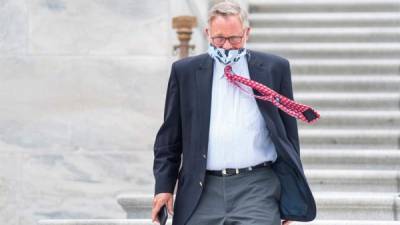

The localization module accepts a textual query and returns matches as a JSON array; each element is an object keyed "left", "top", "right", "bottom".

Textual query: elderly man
[{"left": 152, "top": 1, "right": 317, "bottom": 225}]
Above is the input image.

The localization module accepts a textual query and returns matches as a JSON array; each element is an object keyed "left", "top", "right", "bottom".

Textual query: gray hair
[{"left": 207, "top": 1, "right": 249, "bottom": 28}]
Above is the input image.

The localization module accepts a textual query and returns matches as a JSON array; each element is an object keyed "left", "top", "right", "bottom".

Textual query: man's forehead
[
  {"left": 209, "top": 15, "right": 243, "bottom": 28},
  {"left": 209, "top": 22, "right": 244, "bottom": 36}
]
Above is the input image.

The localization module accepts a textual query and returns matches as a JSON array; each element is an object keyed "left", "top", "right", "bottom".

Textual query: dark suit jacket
[{"left": 153, "top": 50, "right": 317, "bottom": 225}]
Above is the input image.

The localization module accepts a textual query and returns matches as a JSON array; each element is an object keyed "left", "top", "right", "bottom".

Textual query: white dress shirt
[{"left": 206, "top": 55, "right": 278, "bottom": 170}]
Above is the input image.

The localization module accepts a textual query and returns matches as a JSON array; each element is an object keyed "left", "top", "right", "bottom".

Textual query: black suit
[{"left": 153, "top": 50, "right": 317, "bottom": 225}]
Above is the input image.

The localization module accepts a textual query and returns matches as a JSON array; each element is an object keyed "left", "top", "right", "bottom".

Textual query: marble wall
[{"left": 0, "top": 0, "right": 207, "bottom": 224}]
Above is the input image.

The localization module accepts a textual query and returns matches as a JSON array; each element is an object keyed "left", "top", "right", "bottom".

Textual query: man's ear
[
  {"left": 244, "top": 27, "right": 251, "bottom": 41},
  {"left": 204, "top": 27, "right": 212, "bottom": 43}
]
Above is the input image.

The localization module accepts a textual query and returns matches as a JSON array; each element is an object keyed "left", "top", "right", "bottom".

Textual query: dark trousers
[{"left": 185, "top": 165, "right": 281, "bottom": 225}]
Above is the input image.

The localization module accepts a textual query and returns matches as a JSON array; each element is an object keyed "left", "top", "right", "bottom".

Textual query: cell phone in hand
[{"left": 157, "top": 204, "right": 168, "bottom": 225}]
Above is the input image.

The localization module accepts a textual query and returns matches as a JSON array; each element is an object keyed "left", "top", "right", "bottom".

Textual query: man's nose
[{"left": 222, "top": 40, "right": 233, "bottom": 50}]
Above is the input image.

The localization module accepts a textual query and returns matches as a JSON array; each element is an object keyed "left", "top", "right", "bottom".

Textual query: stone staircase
[
  {"left": 249, "top": 0, "right": 400, "bottom": 224},
  {"left": 38, "top": 0, "right": 400, "bottom": 225}
]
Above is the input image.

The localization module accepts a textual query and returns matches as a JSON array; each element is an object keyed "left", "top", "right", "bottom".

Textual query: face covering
[{"left": 207, "top": 43, "right": 247, "bottom": 65}]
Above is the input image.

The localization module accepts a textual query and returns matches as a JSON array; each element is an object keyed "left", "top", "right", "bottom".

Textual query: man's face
[{"left": 206, "top": 15, "right": 250, "bottom": 50}]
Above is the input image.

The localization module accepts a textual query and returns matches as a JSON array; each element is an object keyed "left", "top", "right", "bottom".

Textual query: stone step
[
  {"left": 115, "top": 193, "right": 400, "bottom": 220},
  {"left": 301, "top": 149, "right": 400, "bottom": 170},
  {"left": 249, "top": 0, "right": 400, "bottom": 13},
  {"left": 291, "top": 75, "right": 400, "bottom": 92},
  {"left": 314, "top": 192, "right": 400, "bottom": 220},
  {"left": 295, "top": 92, "right": 400, "bottom": 110},
  {"left": 247, "top": 43, "right": 400, "bottom": 59},
  {"left": 249, "top": 12, "right": 400, "bottom": 28},
  {"left": 249, "top": 28, "right": 400, "bottom": 42},
  {"left": 117, "top": 194, "right": 152, "bottom": 219},
  {"left": 306, "top": 169, "right": 400, "bottom": 193},
  {"left": 293, "top": 221, "right": 400, "bottom": 225},
  {"left": 299, "top": 129, "right": 400, "bottom": 149},
  {"left": 298, "top": 110, "right": 400, "bottom": 129},
  {"left": 35, "top": 219, "right": 400, "bottom": 225},
  {"left": 290, "top": 59, "right": 400, "bottom": 75}
]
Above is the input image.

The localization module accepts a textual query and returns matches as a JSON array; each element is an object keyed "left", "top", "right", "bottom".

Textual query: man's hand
[
  {"left": 282, "top": 220, "right": 293, "bottom": 225},
  {"left": 151, "top": 193, "right": 174, "bottom": 224}
]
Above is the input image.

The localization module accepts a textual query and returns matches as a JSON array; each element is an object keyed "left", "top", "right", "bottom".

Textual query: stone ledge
[
  {"left": 38, "top": 219, "right": 400, "bottom": 225},
  {"left": 115, "top": 192, "right": 400, "bottom": 220},
  {"left": 38, "top": 219, "right": 169, "bottom": 225}
]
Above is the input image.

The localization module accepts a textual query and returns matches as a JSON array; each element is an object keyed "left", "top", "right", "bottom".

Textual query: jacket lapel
[
  {"left": 247, "top": 50, "right": 278, "bottom": 125},
  {"left": 247, "top": 50, "right": 274, "bottom": 96},
  {"left": 195, "top": 55, "right": 214, "bottom": 153}
]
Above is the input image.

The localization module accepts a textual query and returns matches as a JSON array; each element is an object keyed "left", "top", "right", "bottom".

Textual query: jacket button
[
  {"left": 203, "top": 154, "right": 206, "bottom": 159},
  {"left": 199, "top": 181, "right": 203, "bottom": 187}
]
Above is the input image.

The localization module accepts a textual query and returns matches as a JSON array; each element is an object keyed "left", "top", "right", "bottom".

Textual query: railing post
[{"left": 172, "top": 16, "right": 197, "bottom": 58}]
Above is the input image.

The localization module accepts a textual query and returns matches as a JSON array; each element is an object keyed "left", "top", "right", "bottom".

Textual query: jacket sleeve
[
  {"left": 153, "top": 62, "right": 182, "bottom": 195},
  {"left": 278, "top": 59, "right": 301, "bottom": 156}
]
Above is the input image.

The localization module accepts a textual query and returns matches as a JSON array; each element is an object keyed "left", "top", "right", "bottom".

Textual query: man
[{"left": 152, "top": 1, "right": 317, "bottom": 225}]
